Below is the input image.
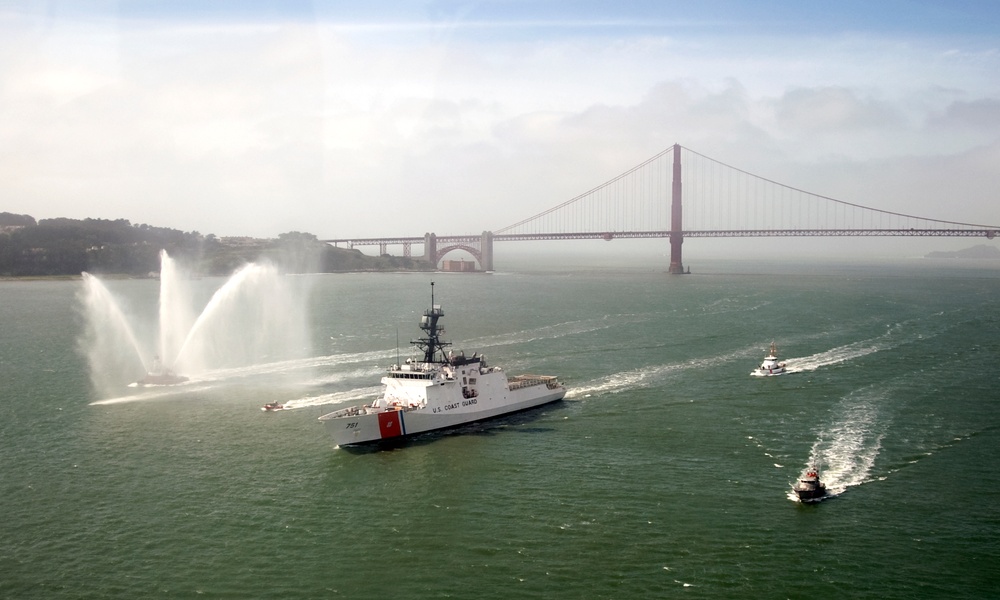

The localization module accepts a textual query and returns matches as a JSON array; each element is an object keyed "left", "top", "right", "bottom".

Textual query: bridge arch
[{"left": 435, "top": 244, "right": 482, "bottom": 267}]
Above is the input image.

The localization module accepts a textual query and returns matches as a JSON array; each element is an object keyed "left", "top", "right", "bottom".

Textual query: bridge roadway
[
  {"left": 323, "top": 229, "right": 998, "bottom": 246},
  {"left": 322, "top": 227, "right": 999, "bottom": 271}
]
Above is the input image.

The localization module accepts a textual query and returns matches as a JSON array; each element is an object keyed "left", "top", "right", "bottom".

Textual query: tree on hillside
[
  {"left": 0, "top": 215, "right": 433, "bottom": 276},
  {"left": 0, "top": 217, "right": 207, "bottom": 276},
  {"left": 0, "top": 212, "right": 36, "bottom": 227}
]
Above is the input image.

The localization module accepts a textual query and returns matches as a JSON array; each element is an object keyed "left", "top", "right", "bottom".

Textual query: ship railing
[
  {"left": 508, "top": 374, "right": 560, "bottom": 390},
  {"left": 318, "top": 405, "right": 366, "bottom": 420}
]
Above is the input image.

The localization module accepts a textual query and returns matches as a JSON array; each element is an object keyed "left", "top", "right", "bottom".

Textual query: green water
[{"left": 2, "top": 259, "right": 1000, "bottom": 598}]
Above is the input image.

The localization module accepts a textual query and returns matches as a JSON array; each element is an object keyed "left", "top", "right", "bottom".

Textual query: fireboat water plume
[
  {"left": 79, "top": 251, "right": 313, "bottom": 399},
  {"left": 79, "top": 272, "right": 152, "bottom": 394},
  {"left": 172, "top": 261, "right": 305, "bottom": 373},
  {"left": 158, "top": 251, "right": 195, "bottom": 373}
]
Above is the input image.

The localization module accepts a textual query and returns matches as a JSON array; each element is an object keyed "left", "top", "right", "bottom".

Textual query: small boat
[
  {"left": 794, "top": 468, "right": 827, "bottom": 502},
  {"left": 751, "top": 341, "right": 787, "bottom": 376},
  {"left": 318, "top": 282, "right": 567, "bottom": 448},
  {"left": 135, "top": 370, "right": 188, "bottom": 386},
  {"left": 261, "top": 403, "right": 285, "bottom": 412},
  {"left": 135, "top": 355, "right": 188, "bottom": 386}
]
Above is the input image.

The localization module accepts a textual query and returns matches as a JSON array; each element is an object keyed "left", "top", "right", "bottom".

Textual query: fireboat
[{"left": 135, "top": 356, "right": 188, "bottom": 386}]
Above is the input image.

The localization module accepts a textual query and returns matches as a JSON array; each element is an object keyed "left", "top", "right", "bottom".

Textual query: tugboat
[
  {"left": 261, "top": 403, "right": 285, "bottom": 412},
  {"left": 794, "top": 467, "right": 827, "bottom": 502},
  {"left": 318, "top": 282, "right": 567, "bottom": 447},
  {"left": 135, "top": 355, "right": 189, "bottom": 386},
  {"left": 135, "top": 356, "right": 189, "bottom": 386},
  {"left": 136, "top": 371, "right": 189, "bottom": 386},
  {"left": 751, "top": 341, "right": 787, "bottom": 376}
]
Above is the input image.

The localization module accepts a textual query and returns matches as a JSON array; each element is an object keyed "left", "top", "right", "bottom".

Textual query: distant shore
[{"left": 924, "top": 244, "right": 1000, "bottom": 259}]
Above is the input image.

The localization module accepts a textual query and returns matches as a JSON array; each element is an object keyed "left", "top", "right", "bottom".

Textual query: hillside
[{"left": 0, "top": 212, "right": 432, "bottom": 277}]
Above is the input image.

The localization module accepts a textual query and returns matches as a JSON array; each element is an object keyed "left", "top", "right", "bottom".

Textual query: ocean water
[{"left": 2, "top": 258, "right": 1000, "bottom": 598}]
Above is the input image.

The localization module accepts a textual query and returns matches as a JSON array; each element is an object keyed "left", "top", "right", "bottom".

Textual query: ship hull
[
  {"left": 795, "top": 487, "right": 827, "bottom": 502},
  {"left": 794, "top": 472, "right": 827, "bottom": 502},
  {"left": 321, "top": 386, "right": 565, "bottom": 447},
  {"left": 751, "top": 367, "right": 787, "bottom": 377},
  {"left": 135, "top": 372, "right": 189, "bottom": 386}
]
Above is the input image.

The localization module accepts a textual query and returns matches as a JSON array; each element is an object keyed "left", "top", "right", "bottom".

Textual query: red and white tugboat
[{"left": 319, "top": 283, "right": 566, "bottom": 447}]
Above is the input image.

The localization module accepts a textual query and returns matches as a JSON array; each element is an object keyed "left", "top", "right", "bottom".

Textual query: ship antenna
[
  {"left": 411, "top": 281, "right": 450, "bottom": 363},
  {"left": 429, "top": 281, "right": 436, "bottom": 362},
  {"left": 395, "top": 327, "right": 400, "bottom": 367}
]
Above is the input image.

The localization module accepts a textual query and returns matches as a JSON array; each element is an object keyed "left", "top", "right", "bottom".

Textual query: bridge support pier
[
  {"left": 669, "top": 234, "right": 684, "bottom": 274},
  {"left": 668, "top": 143, "right": 686, "bottom": 274},
  {"left": 424, "top": 233, "right": 437, "bottom": 267}
]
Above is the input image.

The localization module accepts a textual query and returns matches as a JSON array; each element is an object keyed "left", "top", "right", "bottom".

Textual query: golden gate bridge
[{"left": 322, "top": 144, "right": 999, "bottom": 272}]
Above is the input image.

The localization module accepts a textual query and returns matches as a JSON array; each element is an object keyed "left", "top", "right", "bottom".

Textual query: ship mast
[{"left": 412, "top": 282, "right": 451, "bottom": 363}]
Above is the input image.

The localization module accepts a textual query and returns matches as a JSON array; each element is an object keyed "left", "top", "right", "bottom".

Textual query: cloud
[
  {"left": 772, "top": 86, "right": 902, "bottom": 132},
  {"left": 928, "top": 98, "right": 1000, "bottom": 132}
]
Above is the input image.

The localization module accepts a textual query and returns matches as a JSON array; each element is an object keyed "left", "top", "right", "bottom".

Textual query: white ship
[
  {"left": 319, "top": 283, "right": 567, "bottom": 447},
  {"left": 751, "top": 341, "right": 787, "bottom": 377}
]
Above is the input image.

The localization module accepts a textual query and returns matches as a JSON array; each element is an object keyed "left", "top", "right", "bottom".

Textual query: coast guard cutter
[{"left": 319, "top": 283, "right": 566, "bottom": 447}]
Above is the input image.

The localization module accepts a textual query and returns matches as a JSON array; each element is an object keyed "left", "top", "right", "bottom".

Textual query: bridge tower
[
  {"left": 668, "top": 143, "right": 686, "bottom": 274},
  {"left": 424, "top": 232, "right": 437, "bottom": 266},
  {"left": 481, "top": 231, "right": 494, "bottom": 271}
]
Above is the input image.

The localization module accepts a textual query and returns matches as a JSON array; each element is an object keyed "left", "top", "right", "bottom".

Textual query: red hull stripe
[{"left": 377, "top": 410, "right": 406, "bottom": 439}]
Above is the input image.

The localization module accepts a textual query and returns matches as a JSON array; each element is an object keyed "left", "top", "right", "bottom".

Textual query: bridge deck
[{"left": 322, "top": 228, "right": 998, "bottom": 246}]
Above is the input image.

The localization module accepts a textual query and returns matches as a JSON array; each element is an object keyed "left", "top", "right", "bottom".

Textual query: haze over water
[{"left": 2, "top": 257, "right": 999, "bottom": 598}]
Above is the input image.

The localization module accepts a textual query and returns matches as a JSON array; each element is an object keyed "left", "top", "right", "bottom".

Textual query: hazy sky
[{"left": 2, "top": 1, "right": 999, "bottom": 257}]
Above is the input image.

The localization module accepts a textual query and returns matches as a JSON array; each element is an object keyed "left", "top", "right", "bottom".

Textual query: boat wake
[
  {"left": 89, "top": 351, "right": 386, "bottom": 406},
  {"left": 785, "top": 333, "right": 893, "bottom": 374},
  {"left": 787, "top": 387, "right": 888, "bottom": 501},
  {"left": 785, "top": 312, "right": 958, "bottom": 374},
  {"left": 281, "top": 386, "right": 382, "bottom": 410},
  {"left": 701, "top": 297, "right": 772, "bottom": 316},
  {"left": 568, "top": 344, "right": 763, "bottom": 399},
  {"left": 91, "top": 383, "right": 216, "bottom": 405},
  {"left": 90, "top": 314, "right": 599, "bottom": 409},
  {"left": 573, "top": 313, "right": 954, "bottom": 400}
]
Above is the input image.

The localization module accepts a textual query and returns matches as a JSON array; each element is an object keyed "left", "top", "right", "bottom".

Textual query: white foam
[
  {"left": 568, "top": 343, "right": 763, "bottom": 398},
  {"left": 786, "top": 338, "right": 888, "bottom": 373},
  {"left": 90, "top": 383, "right": 216, "bottom": 405},
  {"left": 792, "top": 387, "right": 889, "bottom": 499},
  {"left": 281, "top": 386, "right": 382, "bottom": 410}
]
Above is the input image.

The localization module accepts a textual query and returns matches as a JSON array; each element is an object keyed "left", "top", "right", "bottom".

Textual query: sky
[{"left": 2, "top": 0, "right": 999, "bottom": 259}]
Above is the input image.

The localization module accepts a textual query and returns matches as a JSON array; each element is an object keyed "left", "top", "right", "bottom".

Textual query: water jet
[{"left": 80, "top": 251, "right": 311, "bottom": 396}]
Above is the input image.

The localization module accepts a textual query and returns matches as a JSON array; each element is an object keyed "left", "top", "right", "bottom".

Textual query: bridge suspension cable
[
  {"left": 681, "top": 146, "right": 995, "bottom": 233},
  {"left": 495, "top": 146, "right": 675, "bottom": 235},
  {"left": 496, "top": 144, "right": 998, "bottom": 236}
]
